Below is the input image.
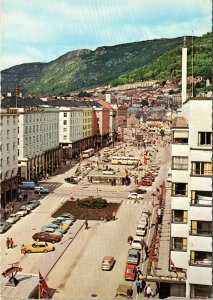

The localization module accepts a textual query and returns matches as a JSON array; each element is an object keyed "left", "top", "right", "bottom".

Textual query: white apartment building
[
  {"left": 59, "top": 106, "right": 83, "bottom": 159},
  {"left": 0, "top": 107, "right": 19, "bottom": 206},
  {"left": 1, "top": 97, "right": 61, "bottom": 181},
  {"left": 170, "top": 38, "right": 212, "bottom": 299}
]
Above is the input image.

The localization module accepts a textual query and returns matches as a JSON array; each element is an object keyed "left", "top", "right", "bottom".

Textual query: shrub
[{"left": 76, "top": 197, "right": 107, "bottom": 209}]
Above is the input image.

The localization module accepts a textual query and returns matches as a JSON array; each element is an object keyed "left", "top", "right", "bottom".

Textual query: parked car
[
  {"left": 6, "top": 214, "right": 21, "bottom": 224},
  {"left": 18, "top": 181, "right": 35, "bottom": 190},
  {"left": 59, "top": 213, "right": 76, "bottom": 222},
  {"left": 41, "top": 224, "right": 67, "bottom": 234},
  {"left": 101, "top": 256, "right": 115, "bottom": 271},
  {"left": 43, "top": 227, "right": 63, "bottom": 236},
  {"left": 26, "top": 200, "right": 40, "bottom": 211},
  {"left": 64, "top": 177, "right": 78, "bottom": 184},
  {"left": 52, "top": 217, "right": 73, "bottom": 226},
  {"left": 124, "top": 264, "right": 137, "bottom": 281},
  {"left": 21, "top": 241, "right": 55, "bottom": 254},
  {"left": 131, "top": 236, "right": 143, "bottom": 251},
  {"left": 34, "top": 186, "right": 49, "bottom": 194},
  {"left": 138, "top": 217, "right": 148, "bottom": 227},
  {"left": 16, "top": 206, "right": 29, "bottom": 217},
  {"left": 126, "top": 249, "right": 140, "bottom": 265},
  {"left": 132, "top": 188, "right": 147, "bottom": 194},
  {"left": 136, "top": 224, "right": 147, "bottom": 237},
  {"left": 0, "top": 222, "right": 11, "bottom": 233},
  {"left": 32, "top": 232, "right": 62, "bottom": 243},
  {"left": 51, "top": 221, "right": 70, "bottom": 230},
  {"left": 115, "top": 284, "right": 133, "bottom": 299},
  {"left": 143, "top": 175, "right": 155, "bottom": 182},
  {"left": 140, "top": 178, "right": 152, "bottom": 186},
  {"left": 127, "top": 193, "right": 144, "bottom": 200}
]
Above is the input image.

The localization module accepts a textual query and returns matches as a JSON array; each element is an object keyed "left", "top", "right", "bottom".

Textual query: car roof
[
  {"left": 103, "top": 256, "right": 114, "bottom": 260},
  {"left": 133, "top": 236, "right": 142, "bottom": 241},
  {"left": 128, "top": 248, "right": 138, "bottom": 254}
]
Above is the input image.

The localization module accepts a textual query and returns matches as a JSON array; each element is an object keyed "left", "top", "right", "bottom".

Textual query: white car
[
  {"left": 7, "top": 214, "right": 21, "bottom": 224},
  {"left": 127, "top": 193, "right": 144, "bottom": 200},
  {"left": 131, "top": 236, "right": 143, "bottom": 251},
  {"left": 16, "top": 206, "right": 29, "bottom": 217},
  {"left": 136, "top": 224, "right": 147, "bottom": 237}
]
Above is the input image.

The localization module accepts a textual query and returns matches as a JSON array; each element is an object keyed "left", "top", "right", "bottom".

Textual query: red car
[
  {"left": 32, "top": 232, "right": 62, "bottom": 243},
  {"left": 125, "top": 264, "right": 137, "bottom": 281},
  {"left": 141, "top": 178, "right": 152, "bottom": 186}
]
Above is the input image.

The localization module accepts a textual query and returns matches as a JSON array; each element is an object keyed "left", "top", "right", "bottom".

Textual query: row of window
[
  {"left": 18, "top": 134, "right": 58, "bottom": 145},
  {"left": 24, "top": 124, "right": 58, "bottom": 134},
  {"left": 172, "top": 131, "right": 212, "bottom": 146},
  {"left": 2, "top": 116, "right": 17, "bottom": 125},
  {"left": 24, "top": 114, "right": 58, "bottom": 123},
  {"left": 172, "top": 157, "right": 212, "bottom": 175},
  {"left": 172, "top": 184, "right": 212, "bottom": 198},
  {"left": 1, "top": 155, "right": 17, "bottom": 166}
]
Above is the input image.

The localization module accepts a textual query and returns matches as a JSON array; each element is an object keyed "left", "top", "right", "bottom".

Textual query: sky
[{"left": 1, "top": 0, "right": 212, "bottom": 70}]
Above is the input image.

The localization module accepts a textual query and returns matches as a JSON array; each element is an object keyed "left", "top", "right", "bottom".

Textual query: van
[{"left": 18, "top": 181, "right": 35, "bottom": 190}]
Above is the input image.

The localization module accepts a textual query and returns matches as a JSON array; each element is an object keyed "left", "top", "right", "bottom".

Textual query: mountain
[
  {"left": 1, "top": 33, "right": 211, "bottom": 96},
  {"left": 112, "top": 32, "right": 211, "bottom": 86}
]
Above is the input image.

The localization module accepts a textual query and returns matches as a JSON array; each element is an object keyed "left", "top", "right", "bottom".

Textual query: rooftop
[{"left": 171, "top": 117, "right": 188, "bottom": 128}]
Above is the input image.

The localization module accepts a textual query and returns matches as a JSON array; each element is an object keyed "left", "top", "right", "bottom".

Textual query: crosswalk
[
  {"left": 39, "top": 182, "right": 62, "bottom": 188},
  {"left": 122, "top": 199, "right": 153, "bottom": 205}
]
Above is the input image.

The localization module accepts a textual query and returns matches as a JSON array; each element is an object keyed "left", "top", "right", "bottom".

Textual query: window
[
  {"left": 190, "top": 284, "right": 212, "bottom": 299},
  {"left": 0, "top": 159, "right": 2, "bottom": 167},
  {"left": 190, "top": 251, "right": 212, "bottom": 266},
  {"left": 63, "top": 120, "right": 67, "bottom": 125},
  {"left": 190, "top": 221, "right": 212, "bottom": 236},
  {"left": 172, "top": 156, "right": 188, "bottom": 170},
  {"left": 7, "top": 116, "right": 9, "bottom": 124},
  {"left": 171, "top": 237, "right": 187, "bottom": 251},
  {"left": 172, "top": 210, "right": 187, "bottom": 223},
  {"left": 172, "top": 131, "right": 188, "bottom": 144},
  {"left": 63, "top": 135, "right": 67, "bottom": 140},
  {"left": 13, "top": 142, "right": 16, "bottom": 150},
  {"left": 63, "top": 128, "right": 67, "bottom": 132},
  {"left": 64, "top": 112, "right": 67, "bottom": 117},
  {"left": 198, "top": 132, "right": 212, "bottom": 146},
  {"left": 172, "top": 182, "right": 187, "bottom": 196},
  {"left": 191, "top": 162, "right": 212, "bottom": 176},
  {"left": 7, "top": 157, "right": 9, "bottom": 164},
  {"left": 13, "top": 155, "right": 16, "bottom": 162},
  {"left": 7, "top": 129, "right": 9, "bottom": 137},
  {"left": 18, "top": 138, "right": 19, "bottom": 145},
  {"left": 13, "top": 116, "right": 16, "bottom": 124},
  {"left": 7, "top": 143, "right": 9, "bottom": 151},
  {"left": 191, "top": 190, "right": 212, "bottom": 206}
]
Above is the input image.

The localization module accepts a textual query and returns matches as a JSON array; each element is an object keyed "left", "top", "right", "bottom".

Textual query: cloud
[{"left": 1, "top": 0, "right": 211, "bottom": 70}]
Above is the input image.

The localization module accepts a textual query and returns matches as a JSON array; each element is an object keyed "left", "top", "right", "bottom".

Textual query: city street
[{"left": 1, "top": 142, "right": 171, "bottom": 299}]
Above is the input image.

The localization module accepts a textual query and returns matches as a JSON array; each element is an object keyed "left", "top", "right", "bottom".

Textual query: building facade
[
  {"left": 0, "top": 107, "right": 19, "bottom": 207},
  {"left": 170, "top": 98, "right": 212, "bottom": 298}
]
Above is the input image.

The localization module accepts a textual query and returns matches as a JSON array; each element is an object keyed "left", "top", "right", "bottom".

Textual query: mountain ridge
[{"left": 1, "top": 33, "right": 211, "bottom": 96}]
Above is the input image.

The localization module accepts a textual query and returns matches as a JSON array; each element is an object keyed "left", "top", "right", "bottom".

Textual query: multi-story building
[
  {"left": 170, "top": 39, "right": 212, "bottom": 298},
  {"left": 1, "top": 97, "right": 61, "bottom": 181},
  {"left": 0, "top": 107, "right": 19, "bottom": 207}
]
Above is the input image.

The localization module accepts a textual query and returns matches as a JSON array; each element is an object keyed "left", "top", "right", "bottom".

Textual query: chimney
[
  {"left": 181, "top": 37, "right": 187, "bottom": 104},
  {"left": 105, "top": 93, "right": 111, "bottom": 103}
]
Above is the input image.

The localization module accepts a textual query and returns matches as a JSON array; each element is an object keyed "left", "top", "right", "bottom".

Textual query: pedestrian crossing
[
  {"left": 122, "top": 199, "right": 153, "bottom": 205},
  {"left": 39, "top": 182, "right": 62, "bottom": 188}
]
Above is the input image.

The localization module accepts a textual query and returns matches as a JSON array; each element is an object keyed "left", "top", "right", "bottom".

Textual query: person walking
[
  {"left": 140, "top": 279, "right": 146, "bottom": 294},
  {"left": 9, "top": 238, "right": 14, "bottom": 249},
  {"left": 85, "top": 220, "right": 89, "bottom": 230},
  {"left": 145, "top": 284, "right": 152, "bottom": 298},
  {"left": 136, "top": 280, "right": 141, "bottom": 295},
  {"left": 6, "top": 237, "right": 10, "bottom": 249},
  {"left": 112, "top": 211, "right": 116, "bottom": 221}
]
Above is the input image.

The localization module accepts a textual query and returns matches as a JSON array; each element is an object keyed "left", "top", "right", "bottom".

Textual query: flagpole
[
  {"left": 38, "top": 270, "right": 40, "bottom": 300},
  {"left": 16, "top": 90, "right": 17, "bottom": 108}
]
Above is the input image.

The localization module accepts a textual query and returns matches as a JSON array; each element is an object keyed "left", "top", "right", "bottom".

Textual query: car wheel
[
  {"left": 27, "top": 250, "right": 31, "bottom": 254},
  {"left": 44, "top": 249, "right": 48, "bottom": 253}
]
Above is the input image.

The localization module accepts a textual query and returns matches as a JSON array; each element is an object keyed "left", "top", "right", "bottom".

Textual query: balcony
[{"left": 190, "top": 251, "right": 212, "bottom": 267}]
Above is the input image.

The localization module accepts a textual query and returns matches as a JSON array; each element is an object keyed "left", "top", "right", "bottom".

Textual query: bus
[
  {"left": 82, "top": 148, "right": 95, "bottom": 158},
  {"left": 111, "top": 156, "right": 140, "bottom": 165}
]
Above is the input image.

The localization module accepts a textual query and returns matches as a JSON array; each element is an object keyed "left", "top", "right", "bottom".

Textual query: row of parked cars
[
  {"left": 21, "top": 213, "right": 76, "bottom": 254},
  {"left": 0, "top": 200, "right": 40, "bottom": 234},
  {"left": 140, "top": 165, "right": 160, "bottom": 186},
  {"left": 125, "top": 209, "right": 149, "bottom": 281}
]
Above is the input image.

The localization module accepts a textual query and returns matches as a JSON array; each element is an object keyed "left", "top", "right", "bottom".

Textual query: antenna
[{"left": 191, "top": 31, "right": 194, "bottom": 96}]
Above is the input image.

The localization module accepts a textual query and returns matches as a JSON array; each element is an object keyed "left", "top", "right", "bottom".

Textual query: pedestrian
[
  {"left": 85, "top": 220, "right": 89, "bottom": 230},
  {"left": 9, "top": 238, "right": 14, "bottom": 249},
  {"left": 112, "top": 211, "right": 116, "bottom": 221},
  {"left": 145, "top": 284, "right": 153, "bottom": 298},
  {"left": 140, "top": 279, "right": 146, "bottom": 294},
  {"left": 136, "top": 280, "right": 141, "bottom": 295},
  {"left": 25, "top": 193, "right": 28, "bottom": 201},
  {"left": 6, "top": 237, "right": 10, "bottom": 249}
]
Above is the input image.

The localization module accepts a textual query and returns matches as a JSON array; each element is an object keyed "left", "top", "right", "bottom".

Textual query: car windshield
[
  {"left": 126, "top": 269, "right": 134, "bottom": 273},
  {"left": 129, "top": 254, "right": 137, "bottom": 258}
]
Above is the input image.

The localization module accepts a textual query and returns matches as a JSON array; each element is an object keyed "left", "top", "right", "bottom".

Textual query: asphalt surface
[{"left": 1, "top": 139, "right": 171, "bottom": 299}]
